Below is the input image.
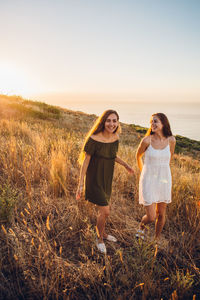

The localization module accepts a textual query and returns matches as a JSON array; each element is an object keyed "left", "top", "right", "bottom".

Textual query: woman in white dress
[{"left": 136, "top": 113, "right": 176, "bottom": 240}]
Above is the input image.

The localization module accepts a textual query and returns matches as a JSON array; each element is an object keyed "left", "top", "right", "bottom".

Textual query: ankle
[{"left": 97, "top": 237, "right": 103, "bottom": 243}]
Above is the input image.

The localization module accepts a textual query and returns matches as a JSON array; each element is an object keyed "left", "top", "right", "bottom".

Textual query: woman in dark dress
[{"left": 76, "top": 110, "right": 134, "bottom": 254}]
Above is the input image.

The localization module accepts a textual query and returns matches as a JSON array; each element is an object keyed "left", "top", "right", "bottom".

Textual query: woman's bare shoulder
[
  {"left": 90, "top": 132, "right": 119, "bottom": 143},
  {"left": 140, "top": 135, "right": 150, "bottom": 146},
  {"left": 90, "top": 134, "right": 101, "bottom": 142},
  {"left": 90, "top": 134, "right": 97, "bottom": 139},
  {"left": 136, "top": 136, "right": 150, "bottom": 155},
  {"left": 169, "top": 135, "right": 176, "bottom": 144}
]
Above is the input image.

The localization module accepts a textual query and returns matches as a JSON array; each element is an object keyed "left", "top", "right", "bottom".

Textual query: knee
[
  {"left": 104, "top": 208, "right": 110, "bottom": 218},
  {"left": 157, "top": 213, "right": 165, "bottom": 221},
  {"left": 149, "top": 216, "right": 156, "bottom": 223},
  {"left": 148, "top": 214, "right": 156, "bottom": 222},
  {"left": 99, "top": 206, "right": 110, "bottom": 218}
]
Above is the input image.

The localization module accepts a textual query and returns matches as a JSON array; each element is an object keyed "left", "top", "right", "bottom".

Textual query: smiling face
[
  {"left": 150, "top": 115, "right": 163, "bottom": 133},
  {"left": 104, "top": 113, "right": 119, "bottom": 134}
]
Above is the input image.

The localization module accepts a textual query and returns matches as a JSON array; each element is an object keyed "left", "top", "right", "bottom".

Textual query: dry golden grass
[{"left": 0, "top": 95, "right": 199, "bottom": 299}]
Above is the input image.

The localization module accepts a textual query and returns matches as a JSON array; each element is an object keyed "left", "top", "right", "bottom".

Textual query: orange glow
[{"left": 0, "top": 61, "right": 32, "bottom": 96}]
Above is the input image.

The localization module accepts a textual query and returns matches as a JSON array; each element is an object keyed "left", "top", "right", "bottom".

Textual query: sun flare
[{"left": 0, "top": 62, "right": 34, "bottom": 97}]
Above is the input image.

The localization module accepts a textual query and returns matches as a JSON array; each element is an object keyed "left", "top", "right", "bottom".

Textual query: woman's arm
[
  {"left": 115, "top": 156, "right": 134, "bottom": 174},
  {"left": 76, "top": 153, "right": 91, "bottom": 200},
  {"left": 136, "top": 137, "right": 149, "bottom": 172}
]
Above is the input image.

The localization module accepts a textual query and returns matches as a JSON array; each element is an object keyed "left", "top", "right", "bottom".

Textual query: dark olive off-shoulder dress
[{"left": 84, "top": 137, "right": 119, "bottom": 206}]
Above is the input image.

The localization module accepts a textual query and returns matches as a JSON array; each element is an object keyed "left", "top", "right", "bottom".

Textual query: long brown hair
[
  {"left": 78, "top": 110, "right": 120, "bottom": 164},
  {"left": 145, "top": 113, "right": 172, "bottom": 137}
]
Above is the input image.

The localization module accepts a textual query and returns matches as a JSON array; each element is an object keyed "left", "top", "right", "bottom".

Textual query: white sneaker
[
  {"left": 135, "top": 229, "right": 145, "bottom": 240},
  {"left": 106, "top": 235, "right": 117, "bottom": 242},
  {"left": 96, "top": 242, "right": 107, "bottom": 254}
]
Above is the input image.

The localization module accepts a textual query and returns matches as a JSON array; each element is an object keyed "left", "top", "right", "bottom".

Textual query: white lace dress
[{"left": 139, "top": 141, "right": 172, "bottom": 206}]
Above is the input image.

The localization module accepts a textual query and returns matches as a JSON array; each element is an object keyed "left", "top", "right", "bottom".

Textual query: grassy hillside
[{"left": 0, "top": 95, "right": 200, "bottom": 299}]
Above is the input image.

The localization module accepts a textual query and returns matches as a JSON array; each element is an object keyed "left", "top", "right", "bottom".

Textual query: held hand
[
  {"left": 76, "top": 185, "right": 83, "bottom": 200},
  {"left": 126, "top": 165, "right": 135, "bottom": 175}
]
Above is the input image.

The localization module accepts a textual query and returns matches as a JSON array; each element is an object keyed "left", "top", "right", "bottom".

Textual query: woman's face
[
  {"left": 150, "top": 115, "right": 163, "bottom": 133},
  {"left": 104, "top": 113, "right": 119, "bottom": 133}
]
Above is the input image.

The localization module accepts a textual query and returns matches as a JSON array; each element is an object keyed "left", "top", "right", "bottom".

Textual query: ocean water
[{"left": 62, "top": 102, "right": 200, "bottom": 141}]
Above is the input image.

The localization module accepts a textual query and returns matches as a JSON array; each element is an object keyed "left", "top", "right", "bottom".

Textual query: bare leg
[
  {"left": 155, "top": 202, "right": 167, "bottom": 239},
  {"left": 140, "top": 203, "right": 156, "bottom": 229},
  {"left": 96, "top": 205, "right": 110, "bottom": 242}
]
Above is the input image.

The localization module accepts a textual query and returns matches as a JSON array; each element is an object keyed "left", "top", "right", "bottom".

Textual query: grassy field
[{"left": 0, "top": 95, "right": 200, "bottom": 299}]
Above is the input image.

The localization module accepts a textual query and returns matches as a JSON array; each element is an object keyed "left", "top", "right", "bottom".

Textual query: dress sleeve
[{"left": 84, "top": 138, "right": 96, "bottom": 155}]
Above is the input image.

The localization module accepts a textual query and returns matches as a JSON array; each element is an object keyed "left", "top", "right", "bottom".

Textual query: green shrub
[
  {"left": 22, "top": 100, "right": 61, "bottom": 117},
  {"left": 176, "top": 135, "right": 200, "bottom": 151},
  {"left": 131, "top": 124, "right": 148, "bottom": 134}
]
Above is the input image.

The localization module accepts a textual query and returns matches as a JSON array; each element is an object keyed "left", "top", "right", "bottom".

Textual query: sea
[{"left": 62, "top": 101, "right": 200, "bottom": 141}]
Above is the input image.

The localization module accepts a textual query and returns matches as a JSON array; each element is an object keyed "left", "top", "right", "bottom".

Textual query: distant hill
[{"left": 1, "top": 94, "right": 200, "bottom": 159}]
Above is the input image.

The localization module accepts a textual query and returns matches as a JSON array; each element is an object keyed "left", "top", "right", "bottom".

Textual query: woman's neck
[
  {"left": 101, "top": 130, "right": 113, "bottom": 139},
  {"left": 153, "top": 132, "right": 166, "bottom": 141}
]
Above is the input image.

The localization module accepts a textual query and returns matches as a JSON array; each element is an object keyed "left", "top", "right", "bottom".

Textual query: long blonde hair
[{"left": 78, "top": 110, "right": 120, "bottom": 164}]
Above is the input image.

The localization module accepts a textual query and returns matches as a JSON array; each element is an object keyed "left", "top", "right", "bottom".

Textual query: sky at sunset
[{"left": 0, "top": 0, "right": 200, "bottom": 105}]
